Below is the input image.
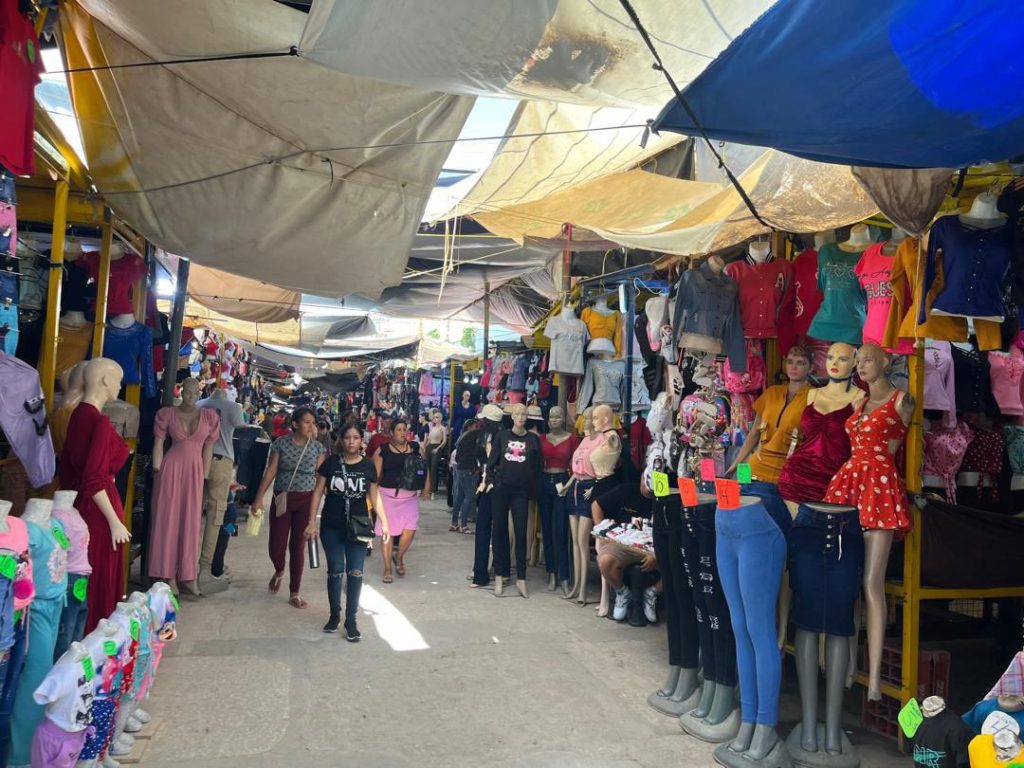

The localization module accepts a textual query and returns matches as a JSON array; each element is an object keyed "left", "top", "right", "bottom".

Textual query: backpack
[{"left": 397, "top": 443, "right": 428, "bottom": 492}]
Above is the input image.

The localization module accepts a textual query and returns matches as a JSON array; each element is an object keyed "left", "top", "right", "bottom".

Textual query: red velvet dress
[
  {"left": 777, "top": 404, "right": 853, "bottom": 504},
  {"left": 59, "top": 403, "right": 130, "bottom": 632}
]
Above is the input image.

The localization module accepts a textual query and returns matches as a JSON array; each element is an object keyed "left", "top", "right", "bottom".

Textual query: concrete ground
[{"left": 138, "top": 498, "right": 906, "bottom": 768}]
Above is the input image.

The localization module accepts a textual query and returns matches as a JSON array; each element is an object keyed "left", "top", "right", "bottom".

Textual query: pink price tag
[{"left": 699, "top": 458, "right": 717, "bottom": 482}]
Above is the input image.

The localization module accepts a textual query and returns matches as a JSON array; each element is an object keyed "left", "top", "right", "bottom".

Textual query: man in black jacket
[{"left": 450, "top": 419, "right": 480, "bottom": 533}]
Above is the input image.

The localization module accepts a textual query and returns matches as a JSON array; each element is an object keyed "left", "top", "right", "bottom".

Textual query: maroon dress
[
  {"left": 777, "top": 403, "right": 853, "bottom": 504},
  {"left": 59, "top": 403, "right": 130, "bottom": 633}
]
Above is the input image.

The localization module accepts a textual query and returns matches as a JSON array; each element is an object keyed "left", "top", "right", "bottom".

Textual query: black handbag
[
  {"left": 397, "top": 446, "right": 428, "bottom": 492},
  {"left": 342, "top": 462, "right": 375, "bottom": 542}
]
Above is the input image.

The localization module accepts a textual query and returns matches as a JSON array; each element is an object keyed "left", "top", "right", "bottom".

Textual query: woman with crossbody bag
[
  {"left": 371, "top": 418, "right": 425, "bottom": 583},
  {"left": 252, "top": 408, "right": 326, "bottom": 608},
  {"left": 306, "top": 425, "right": 390, "bottom": 640}
]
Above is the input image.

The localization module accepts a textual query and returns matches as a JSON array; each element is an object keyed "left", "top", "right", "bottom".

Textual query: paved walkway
[{"left": 138, "top": 498, "right": 902, "bottom": 768}]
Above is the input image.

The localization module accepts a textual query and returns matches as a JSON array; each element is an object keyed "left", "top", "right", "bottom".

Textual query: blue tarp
[{"left": 654, "top": 0, "right": 1024, "bottom": 168}]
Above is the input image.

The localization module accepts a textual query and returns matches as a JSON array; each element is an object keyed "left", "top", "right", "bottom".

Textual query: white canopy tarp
[{"left": 61, "top": 0, "right": 474, "bottom": 298}]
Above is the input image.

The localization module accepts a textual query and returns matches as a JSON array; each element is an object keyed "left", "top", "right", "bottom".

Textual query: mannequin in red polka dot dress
[{"left": 825, "top": 343, "right": 914, "bottom": 702}]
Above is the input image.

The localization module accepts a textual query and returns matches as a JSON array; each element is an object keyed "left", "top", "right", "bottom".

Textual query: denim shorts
[
  {"left": 788, "top": 504, "right": 864, "bottom": 636},
  {"left": 568, "top": 479, "right": 596, "bottom": 518}
]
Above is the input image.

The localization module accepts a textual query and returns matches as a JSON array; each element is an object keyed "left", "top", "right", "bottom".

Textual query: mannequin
[
  {"left": 748, "top": 238, "right": 771, "bottom": 263},
  {"left": 53, "top": 490, "right": 92, "bottom": 661},
  {"left": 75, "top": 618, "right": 129, "bottom": 768},
  {"left": 488, "top": 403, "right": 541, "bottom": 598},
  {"left": 913, "top": 695, "right": 973, "bottom": 768},
  {"left": 149, "top": 378, "right": 220, "bottom": 597},
  {"left": 578, "top": 338, "right": 626, "bottom": 410},
  {"left": 538, "top": 407, "right": 574, "bottom": 592},
  {"left": 785, "top": 501, "right": 863, "bottom": 765},
  {"left": 838, "top": 223, "right": 873, "bottom": 252},
  {"left": 883, "top": 227, "right": 908, "bottom": 256},
  {"left": 108, "top": 593, "right": 154, "bottom": 757},
  {"left": 31, "top": 641, "right": 94, "bottom": 765},
  {"left": 10, "top": 499, "right": 67, "bottom": 766},
  {"left": 451, "top": 390, "right": 477, "bottom": 443},
  {"left": 814, "top": 230, "right": 836, "bottom": 250},
  {"left": 961, "top": 192, "right": 1005, "bottom": 229},
  {"left": 58, "top": 358, "right": 132, "bottom": 634},
  {"left": 581, "top": 298, "right": 622, "bottom": 358},
  {"left": 52, "top": 362, "right": 87, "bottom": 456},
  {"left": 825, "top": 343, "right": 913, "bottom": 702}
]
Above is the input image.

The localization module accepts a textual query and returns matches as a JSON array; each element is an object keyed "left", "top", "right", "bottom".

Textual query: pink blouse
[
  {"left": 924, "top": 341, "right": 956, "bottom": 428},
  {"left": 571, "top": 434, "right": 606, "bottom": 478},
  {"left": 989, "top": 347, "right": 1024, "bottom": 416}
]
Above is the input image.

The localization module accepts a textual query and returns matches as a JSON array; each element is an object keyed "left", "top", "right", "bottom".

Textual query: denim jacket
[{"left": 671, "top": 261, "right": 747, "bottom": 372}]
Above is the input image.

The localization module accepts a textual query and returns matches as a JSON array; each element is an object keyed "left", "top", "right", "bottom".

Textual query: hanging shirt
[
  {"left": 508, "top": 355, "right": 530, "bottom": 391},
  {"left": 922, "top": 215, "right": 1012, "bottom": 322},
  {"left": 578, "top": 358, "right": 625, "bottom": 410},
  {"left": 671, "top": 261, "right": 746, "bottom": 371},
  {"left": 101, "top": 322, "right": 156, "bottom": 398},
  {"left": 988, "top": 347, "right": 1024, "bottom": 417},
  {"left": 581, "top": 307, "right": 622, "bottom": 358},
  {"left": 923, "top": 341, "right": 956, "bottom": 427},
  {"left": 951, "top": 343, "right": 998, "bottom": 416},
  {"left": 791, "top": 248, "right": 824, "bottom": 343},
  {"left": 807, "top": 243, "right": 866, "bottom": 345},
  {"left": 0, "top": 352, "right": 55, "bottom": 488},
  {"left": 724, "top": 254, "right": 794, "bottom": 339},
  {"left": 856, "top": 243, "right": 913, "bottom": 353},
  {"left": 543, "top": 314, "right": 588, "bottom": 376},
  {"left": 911, "top": 708, "right": 971, "bottom": 768},
  {"left": 81, "top": 252, "right": 147, "bottom": 317},
  {"left": 0, "top": 0, "right": 44, "bottom": 176}
]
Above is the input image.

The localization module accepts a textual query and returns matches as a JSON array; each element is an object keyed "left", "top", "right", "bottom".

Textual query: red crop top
[{"left": 540, "top": 434, "right": 577, "bottom": 471}]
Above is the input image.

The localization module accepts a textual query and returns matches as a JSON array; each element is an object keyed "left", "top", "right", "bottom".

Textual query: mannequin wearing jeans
[
  {"left": 538, "top": 407, "right": 574, "bottom": 593},
  {"left": 714, "top": 496, "right": 790, "bottom": 768}
]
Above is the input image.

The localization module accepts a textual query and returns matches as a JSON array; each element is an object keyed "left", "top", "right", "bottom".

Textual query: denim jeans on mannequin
[
  {"left": 320, "top": 523, "right": 367, "bottom": 621},
  {"left": 451, "top": 469, "right": 477, "bottom": 528},
  {"left": 471, "top": 491, "right": 494, "bottom": 586},
  {"left": 53, "top": 574, "right": 90, "bottom": 662},
  {"left": 715, "top": 501, "right": 786, "bottom": 727},
  {"left": 537, "top": 472, "right": 571, "bottom": 582},
  {"left": 491, "top": 484, "right": 530, "bottom": 580},
  {"left": 651, "top": 496, "right": 699, "bottom": 669},
  {"left": 680, "top": 503, "right": 737, "bottom": 687},
  {"left": 0, "top": 619, "right": 26, "bottom": 767}
]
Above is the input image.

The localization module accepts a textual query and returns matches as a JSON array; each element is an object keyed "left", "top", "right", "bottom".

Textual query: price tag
[
  {"left": 52, "top": 527, "right": 70, "bottom": 550},
  {"left": 0, "top": 554, "right": 17, "bottom": 580},
  {"left": 170, "top": 593, "right": 180, "bottom": 611},
  {"left": 736, "top": 463, "right": 752, "bottom": 484},
  {"left": 103, "top": 640, "right": 117, "bottom": 657},
  {"left": 129, "top": 619, "right": 140, "bottom": 641},
  {"left": 699, "top": 458, "right": 717, "bottom": 482},
  {"left": 651, "top": 471, "right": 670, "bottom": 498},
  {"left": 715, "top": 479, "right": 741, "bottom": 510},
  {"left": 898, "top": 699, "right": 923, "bottom": 738},
  {"left": 81, "top": 656, "right": 94, "bottom": 682},
  {"left": 72, "top": 577, "right": 88, "bottom": 603},
  {"left": 676, "top": 477, "right": 699, "bottom": 507}
]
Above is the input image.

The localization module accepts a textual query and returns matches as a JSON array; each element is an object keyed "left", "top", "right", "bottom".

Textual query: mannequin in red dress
[{"left": 58, "top": 358, "right": 132, "bottom": 633}]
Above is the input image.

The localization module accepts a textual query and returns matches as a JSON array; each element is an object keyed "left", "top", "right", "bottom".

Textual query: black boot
[
  {"left": 344, "top": 568, "right": 363, "bottom": 642},
  {"left": 324, "top": 572, "right": 342, "bottom": 633}
]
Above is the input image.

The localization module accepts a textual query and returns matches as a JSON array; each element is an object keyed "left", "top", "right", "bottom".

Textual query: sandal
[
  {"left": 448, "top": 524, "right": 458, "bottom": 532},
  {"left": 288, "top": 595, "right": 308, "bottom": 609},
  {"left": 382, "top": 571, "right": 394, "bottom": 584},
  {"left": 460, "top": 526, "right": 473, "bottom": 534},
  {"left": 268, "top": 573, "right": 283, "bottom": 594},
  {"left": 396, "top": 561, "right": 406, "bottom": 577}
]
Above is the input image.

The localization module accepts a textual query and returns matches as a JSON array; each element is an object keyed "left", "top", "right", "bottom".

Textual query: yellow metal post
[
  {"left": 91, "top": 210, "right": 113, "bottom": 356},
  {"left": 39, "top": 179, "right": 69, "bottom": 411},
  {"left": 900, "top": 342, "right": 926, "bottom": 707}
]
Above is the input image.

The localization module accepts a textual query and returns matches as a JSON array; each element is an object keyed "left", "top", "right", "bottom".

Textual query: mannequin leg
[
  {"left": 510, "top": 490, "right": 530, "bottom": 583},
  {"left": 565, "top": 515, "right": 582, "bottom": 600},
  {"left": 471, "top": 492, "right": 493, "bottom": 586},
  {"left": 794, "top": 629, "right": 820, "bottom": 752},
  {"left": 526, "top": 498, "right": 539, "bottom": 567},
  {"left": 659, "top": 666, "right": 683, "bottom": 697},
  {"left": 575, "top": 517, "right": 594, "bottom": 605},
  {"left": 863, "top": 530, "right": 894, "bottom": 701},
  {"left": 551, "top": 474, "right": 572, "bottom": 591},
  {"left": 490, "top": 486, "right": 512, "bottom": 580},
  {"left": 847, "top": 599, "right": 861, "bottom": 689},
  {"left": 824, "top": 634, "right": 850, "bottom": 754},
  {"left": 776, "top": 568, "right": 792, "bottom": 649}
]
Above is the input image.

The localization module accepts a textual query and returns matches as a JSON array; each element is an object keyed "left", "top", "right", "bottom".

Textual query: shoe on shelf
[
  {"left": 323, "top": 615, "right": 340, "bottom": 633},
  {"left": 612, "top": 588, "right": 631, "bottom": 621},
  {"left": 643, "top": 586, "right": 658, "bottom": 623},
  {"left": 344, "top": 620, "right": 361, "bottom": 643}
]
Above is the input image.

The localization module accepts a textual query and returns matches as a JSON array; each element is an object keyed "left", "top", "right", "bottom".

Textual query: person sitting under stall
[{"left": 592, "top": 482, "right": 659, "bottom": 624}]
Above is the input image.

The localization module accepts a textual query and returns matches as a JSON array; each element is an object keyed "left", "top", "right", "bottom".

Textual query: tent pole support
[
  {"left": 163, "top": 258, "right": 191, "bottom": 406},
  {"left": 91, "top": 209, "right": 114, "bottom": 356},
  {"left": 557, "top": 223, "right": 573, "bottom": 415},
  {"left": 482, "top": 280, "right": 490, "bottom": 361},
  {"left": 40, "top": 178, "right": 69, "bottom": 413}
]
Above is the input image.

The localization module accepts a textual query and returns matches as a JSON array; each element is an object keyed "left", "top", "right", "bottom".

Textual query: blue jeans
[
  {"left": 538, "top": 472, "right": 571, "bottom": 581},
  {"left": 53, "top": 573, "right": 90, "bottom": 663},
  {"left": 0, "top": 619, "right": 26, "bottom": 767},
  {"left": 320, "top": 523, "right": 366, "bottom": 622},
  {"left": 472, "top": 492, "right": 493, "bottom": 586},
  {"left": 716, "top": 501, "right": 786, "bottom": 727},
  {"left": 741, "top": 480, "right": 793, "bottom": 537},
  {"left": 451, "top": 469, "right": 477, "bottom": 528}
]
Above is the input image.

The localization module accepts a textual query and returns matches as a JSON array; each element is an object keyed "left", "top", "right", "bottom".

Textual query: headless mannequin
[
  {"left": 591, "top": 296, "right": 613, "bottom": 316},
  {"left": 838, "top": 223, "right": 872, "bottom": 253},
  {"left": 0, "top": 498, "right": 9, "bottom": 533},
  {"left": 814, "top": 230, "right": 836, "bottom": 250},
  {"left": 789, "top": 503, "right": 860, "bottom": 764},
  {"left": 62, "top": 311, "right": 87, "bottom": 327},
  {"left": 882, "top": 227, "right": 908, "bottom": 256},
  {"left": 854, "top": 344, "right": 913, "bottom": 702},
  {"left": 543, "top": 407, "right": 573, "bottom": 593},
  {"left": 560, "top": 304, "right": 576, "bottom": 323},
  {"left": 108, "top": 593, "right": 152, "bottom": 756},
  {"left": 748, "top": 239, "right": 771, "bottom": 263},
  {"left": 961, "top": 192, "right": 1005, "bottom": 229},
  {"left": 107, "top": 245, "right": 136, "bottom": 330}
]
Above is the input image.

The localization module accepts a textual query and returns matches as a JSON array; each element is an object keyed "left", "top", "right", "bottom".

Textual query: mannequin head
[
  {"left": 706, "top": 254, "right": 725, "bottom": 274},
  {"left": 179, "top": 378, "right": 201, "bottom": 408},
  {"left": 592, "top": 404, "right": 613, "bottom": 432},
  {"left": 856, "top": 342, "right": 891, "bottom": 385},
  {"left": 83, "top": 358, "right": 124, "bottom": 405},
  {"left": 61, "top": 362, "right": 87, "bottom": 408},
  {"left": 581, "top": 407, "right": 595, "bottom": 437},
  {"left": 842, "top": 223, "right": 873, "bottom": 250},
  {"left": 825, "top": 343, "right": 857, "bottom": 381},
  {"left": 548, "top": 406, "right": 566, "bottom": 433},
  {"left": 509, "top": 403, "right": 527, "bottom": 432},
  {"left": 462, "top": 390, "right": 471, "bottom": 405},
  {"left": 784, "top": 346, "right": 811, "bottom": 383},
  {"left": 748, "top": 238, "right": 771, "bottom": 263}
]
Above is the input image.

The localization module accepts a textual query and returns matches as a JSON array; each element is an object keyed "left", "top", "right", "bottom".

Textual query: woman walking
[
  {"left": 371, "top": 418, "right": 425, "bottom": 583},
  {"left": 307, "top": 425, "right": 390, "bottom": 641},
  {"left": 252, "top": 407, "right": 326, "bottom": 608}
]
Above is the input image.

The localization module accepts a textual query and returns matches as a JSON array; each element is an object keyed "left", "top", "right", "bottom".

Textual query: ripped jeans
[{"left": 319, "top": 523, "right": 367, "bottom": 622}]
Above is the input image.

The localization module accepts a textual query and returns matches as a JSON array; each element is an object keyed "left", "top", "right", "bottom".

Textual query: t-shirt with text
[{"left": 318, "top": 456, "right": 377, "bottom": 529}]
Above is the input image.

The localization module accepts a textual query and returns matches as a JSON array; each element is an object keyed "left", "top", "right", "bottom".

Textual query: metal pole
[
  {"left": 163, "top": 258, "right": 190, "bottom": 406},
  {"left": 482, "top": 279, "right": 490, "bottom": 360},
  {"left": 558, "top": 223, "right": 573, "bottom": 415},
  {"left": 622, "top": 283, "right": 636, "bottom": 480},
  {"left": 40, "top": 179, "right": 69, "bottom": 412},
  {"left": 91, "top": 210, "right": 113, "bottom": 357}
]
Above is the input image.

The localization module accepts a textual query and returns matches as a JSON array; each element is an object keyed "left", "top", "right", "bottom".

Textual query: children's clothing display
[
  {"left": 724, "top": 254, "right": 794, "bottom": 339},
  {"left": 807, "top": 243, "right": 866, "bottom": 345}
]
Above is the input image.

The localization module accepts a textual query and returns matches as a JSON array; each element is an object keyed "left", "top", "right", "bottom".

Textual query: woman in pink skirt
[{"left": 371, "top": 418, "right": 426, "bottom": 583}]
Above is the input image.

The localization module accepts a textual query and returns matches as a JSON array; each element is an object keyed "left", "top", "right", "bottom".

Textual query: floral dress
[{"left": 825, "top": 390, "right": 910, "bottom": 530}]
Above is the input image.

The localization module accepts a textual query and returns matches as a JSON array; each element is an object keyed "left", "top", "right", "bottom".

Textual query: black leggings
[
  {"left": 652, "top": 496, "right": 699, "bottom": 669},
  {"left": 491, "top": 484, "right": 530, "bottom": 579}
]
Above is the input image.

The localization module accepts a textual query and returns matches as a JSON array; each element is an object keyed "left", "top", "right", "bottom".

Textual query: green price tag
[
  {"left": 736, "top": 463, "right": 752, "bottom": 484},
  {"left": 12, "top": 609, "right": 21, "bottom": 624},
  {"left": 103, "top": 640, "right": 117, "bottom": 657},
  {"left": 81, "top": 656, "right": 94, "bottom": 682},
  {"left": 129, "top": 619, "right": 140, "bottom": 641},
  {"left": 0, "top": 555, "right": 16, "bottom": 580},
  {"left": 651, "top": 471, "right": 670, "bottom": 497},
  {"left": 170, "top": 593, "right": 179, "bottom": 611},
  {"left": 52, "top": 528, "right": 70, "bottom": 550},
  {"left": 72, "top": 577, "right": 88, "bottom": 603},
  {"left": 898, "top": 698, "right": 923, "bottom": 738}
]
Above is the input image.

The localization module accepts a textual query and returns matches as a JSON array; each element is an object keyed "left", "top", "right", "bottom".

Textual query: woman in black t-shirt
[{"left": 307, "top": 425, "right": 390, "bottom": 641}]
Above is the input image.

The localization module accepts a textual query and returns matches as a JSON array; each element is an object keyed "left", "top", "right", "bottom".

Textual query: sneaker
[
  {"left": 612, "top": 588, "right": 631, "bottom": 621},
  {"left": 344, "top": 620, "right": 361, "bottom": 643},
  {"left": 643, "top": 586, "right": 658, "bottom": 623},
  {"left": 323, "top": 615, "right": 340, "bottom": 633}
]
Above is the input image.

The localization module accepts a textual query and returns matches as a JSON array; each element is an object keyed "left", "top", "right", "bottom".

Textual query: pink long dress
[{"left": 147, "top": 407, "right": 220, "bottom": 581}]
